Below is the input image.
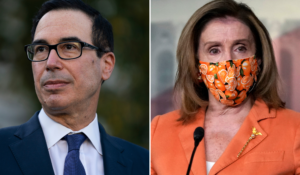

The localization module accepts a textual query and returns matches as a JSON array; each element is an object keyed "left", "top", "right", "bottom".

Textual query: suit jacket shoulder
[
  {"left": 0, "top": 126, "right": 24, "bottom": 174},
  {"left": 98, "top": 122, "right": 149, "bottom": 175},
  {"left": 107, "top": 133, "right": 149, "bottom": 157},
  {"left": 0, "top": 111, "right": 54, "bottom": 175},
  {"left": 0, "top": 125, "right": 19, "bottom": 143}
]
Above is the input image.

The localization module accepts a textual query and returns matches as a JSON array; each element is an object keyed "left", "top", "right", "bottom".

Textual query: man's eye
[
  {"left": 63, "top": 44, "right": 78, "bottom": 50},
  {"left": 209, "top": 48, "right": 220, "bottom": 54},
  {"left": 35, "top": 46, "right": 46, "bottom": 53},
  {"left": 66, "top": 44, "right": 75, "bottom": 50}
]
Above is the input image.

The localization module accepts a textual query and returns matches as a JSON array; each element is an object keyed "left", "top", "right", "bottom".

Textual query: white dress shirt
[{"left": 38, "top": 108, "right": 104, "bottom": 175}]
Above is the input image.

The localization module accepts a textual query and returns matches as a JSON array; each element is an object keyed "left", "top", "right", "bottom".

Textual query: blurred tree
[{"left": 0, "top": 0, "right": 149, "bottom": 148}]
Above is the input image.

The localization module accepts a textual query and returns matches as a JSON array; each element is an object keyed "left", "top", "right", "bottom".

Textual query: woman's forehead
[{"left": 199, "top": 16, "right": 254, "bottom": 45}]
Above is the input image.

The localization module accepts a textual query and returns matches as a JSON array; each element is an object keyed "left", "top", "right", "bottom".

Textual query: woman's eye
[
  {"left": 236, "top": 46, "right": 247, "bottom": 52},
  {"left": 209, "top": 48, "right": 220, "bottom": 54}
]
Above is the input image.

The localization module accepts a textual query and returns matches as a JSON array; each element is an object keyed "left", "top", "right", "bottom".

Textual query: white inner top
[{"left": 206, "top": 161, "right": 215, "bottom": 175}]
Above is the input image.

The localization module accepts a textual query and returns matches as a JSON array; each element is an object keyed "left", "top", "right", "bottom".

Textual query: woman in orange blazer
[{"left": 151, "top": 0, "right": 300, "bottom": 174}]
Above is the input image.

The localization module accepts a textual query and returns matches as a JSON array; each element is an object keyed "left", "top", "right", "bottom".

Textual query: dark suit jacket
[{"left": 0, "top": 111, "right": 149, "bottom": 175}]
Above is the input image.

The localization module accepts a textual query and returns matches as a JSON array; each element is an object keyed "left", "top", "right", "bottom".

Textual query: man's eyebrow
[
  {"left": 31, "top": 37, "right": 83, "bottom": 45},
  {"left": 32, "top": 39, "right": 48, "bottom": 44},
  {"left": 59, "top": 37, "right": 82, "bottom": 43}
]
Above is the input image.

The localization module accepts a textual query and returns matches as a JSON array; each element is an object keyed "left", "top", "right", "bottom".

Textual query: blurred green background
[{"left": 0, "top": 0, "right": 149, "bottom": 149}]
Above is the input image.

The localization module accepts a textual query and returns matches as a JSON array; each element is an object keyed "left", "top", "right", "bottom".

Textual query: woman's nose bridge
[{"left": 222, "top": 48, "right": 233, "bottom": 61}]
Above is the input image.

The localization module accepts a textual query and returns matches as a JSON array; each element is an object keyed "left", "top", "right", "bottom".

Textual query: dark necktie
[{"left": 63, "top": 134, "right": 87, "bottom": 175}]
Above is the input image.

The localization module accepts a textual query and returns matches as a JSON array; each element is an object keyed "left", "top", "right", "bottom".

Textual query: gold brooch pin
[{"left": 237, "top": 127, "right": 262, "bottom": 158}]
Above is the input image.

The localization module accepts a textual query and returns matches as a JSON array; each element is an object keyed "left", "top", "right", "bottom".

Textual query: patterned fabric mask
[{"left": 198, "top": 55, "right": 258, "bottom": 106}]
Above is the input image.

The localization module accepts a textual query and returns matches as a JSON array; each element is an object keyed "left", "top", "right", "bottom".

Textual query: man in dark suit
[{"left": 0, "top": 0, "right": 149, "bottom": 174}]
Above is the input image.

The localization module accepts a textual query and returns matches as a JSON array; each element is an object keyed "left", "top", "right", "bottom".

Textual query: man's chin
[
  {"left": 40, "top": 94, "right": 70, "bottom": 109},
  {"left": 42, "top": 101, "right": 70, "bottom": 114}
]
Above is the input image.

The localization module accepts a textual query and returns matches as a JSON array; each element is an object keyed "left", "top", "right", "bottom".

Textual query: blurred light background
[
  {"left": 0, "top": 0, "right": 149, "bottom": 149},
  {"left": 151, "top": 0, "right": 300, "bottom": 119}
]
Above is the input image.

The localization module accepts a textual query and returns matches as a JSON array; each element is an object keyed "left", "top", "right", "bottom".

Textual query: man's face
[{"left": 32, "top": 9, "right": 113, "bottom": 114}]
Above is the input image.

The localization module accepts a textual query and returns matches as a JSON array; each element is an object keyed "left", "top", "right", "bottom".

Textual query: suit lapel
[
  {"left": 178, "top": 107, "right": 207, "bottom": 175},
  {"left": 209, "top": 99, "right": 276, "bottom": 175},
  {"left": 99, "top": 123, "right": 132, "bottom": 175},
  {"left": 9, "top": 111, "right": 54, "bottom": 175}
]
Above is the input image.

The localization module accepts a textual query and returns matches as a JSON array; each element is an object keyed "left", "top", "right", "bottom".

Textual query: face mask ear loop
[
  {"left": 248, "top": 55, "right": 258, "bottom": 94},
  {"left": 196, "top": 54, "right": 203, "bottom": 83},
  {"left": 197, "top": 63, "right": 203, "bottom": 83},
  {"left": 248, "top": 81, "right": 256, "bottom": 93}
]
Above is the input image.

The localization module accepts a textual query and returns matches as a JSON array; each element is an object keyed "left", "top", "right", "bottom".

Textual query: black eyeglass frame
[{"left": 24, "top": 41, "right": 107, "bottom": 62}]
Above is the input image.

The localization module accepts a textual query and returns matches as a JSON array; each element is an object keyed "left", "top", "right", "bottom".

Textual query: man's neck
[{"left": 43, "top": 105, "right": 97, "bottom": 131}]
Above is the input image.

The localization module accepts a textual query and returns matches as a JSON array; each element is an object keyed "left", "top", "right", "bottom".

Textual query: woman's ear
[{"left": 257, "top": 57, "right": 262, "bottom": 73}]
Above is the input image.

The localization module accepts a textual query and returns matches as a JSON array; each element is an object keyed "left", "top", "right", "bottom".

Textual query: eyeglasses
[{"left": 24, "top": 41, "right": 107, "bottom": 62}]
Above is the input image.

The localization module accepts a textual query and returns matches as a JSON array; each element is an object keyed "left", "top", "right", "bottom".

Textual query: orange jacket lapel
[
  {"left": 209, "top": 100, "right": 276, "bottom": 175},
  {"left": 178, "top": 107, "right": 207, "bottom": 175}
]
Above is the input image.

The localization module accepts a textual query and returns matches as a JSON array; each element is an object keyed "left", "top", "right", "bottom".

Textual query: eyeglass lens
[{"left": 27, "top": 42, "right": 82, "bottom": 61}]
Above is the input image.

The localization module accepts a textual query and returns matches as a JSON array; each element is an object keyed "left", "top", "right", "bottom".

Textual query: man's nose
[{"left": 46, "top": 49, "right": 63, "bottom": 71}]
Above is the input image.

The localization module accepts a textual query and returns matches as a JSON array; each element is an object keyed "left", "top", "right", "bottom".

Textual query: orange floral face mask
[{"left": 198, "top": 55, "right": 258, "bottom": 106}]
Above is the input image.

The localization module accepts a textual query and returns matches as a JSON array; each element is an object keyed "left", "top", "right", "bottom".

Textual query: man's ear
[{"left": 100, "top": 52, "right": 115, "bottom": 81}]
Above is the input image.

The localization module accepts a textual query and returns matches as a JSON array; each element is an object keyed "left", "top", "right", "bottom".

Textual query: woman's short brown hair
[{"left": 175, "top": 0, "right": 285, "bottom": 123}]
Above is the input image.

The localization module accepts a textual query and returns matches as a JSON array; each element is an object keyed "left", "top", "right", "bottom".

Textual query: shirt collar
[{"left": 38, "top": 108, "right": 102, "bottom": 155}]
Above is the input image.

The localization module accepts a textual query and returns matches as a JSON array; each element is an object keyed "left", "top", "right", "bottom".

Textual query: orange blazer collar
[
  {"left": 178, "top": 107, "right": 207, "bottom": 175},
  {"left": 178, "top": 99, "right": 276, "bottom": 175}
]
